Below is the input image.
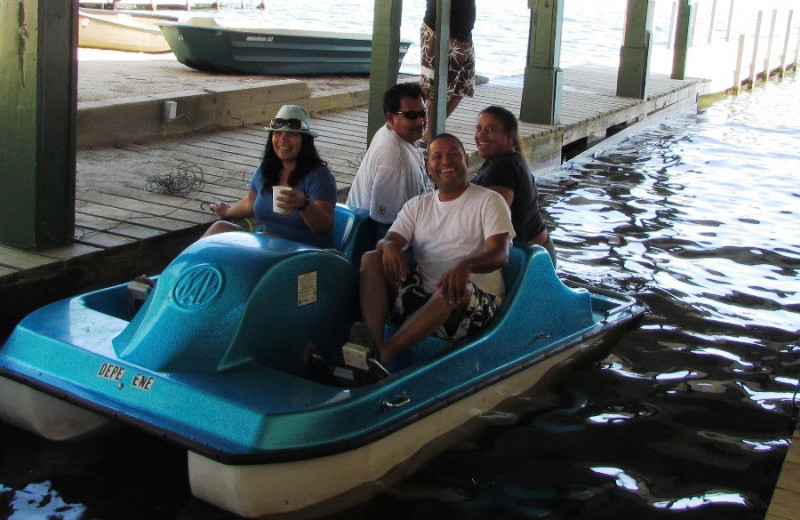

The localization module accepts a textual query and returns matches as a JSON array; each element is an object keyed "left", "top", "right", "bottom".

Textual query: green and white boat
[{"left": 158, "top": 18, "right": 412, "bottom": 75}]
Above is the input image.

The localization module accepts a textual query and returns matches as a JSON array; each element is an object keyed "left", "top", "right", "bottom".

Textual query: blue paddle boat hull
[{"left": 0, "top": 206, "right": 645, "bottom": 517}]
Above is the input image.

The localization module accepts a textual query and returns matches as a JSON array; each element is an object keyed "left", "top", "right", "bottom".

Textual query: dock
[
  {"left": 765, "top": 423, "right": 800, "bottom": 520},
  {"left": 0, "top": 64, "right": 705, "bottom": 336}
]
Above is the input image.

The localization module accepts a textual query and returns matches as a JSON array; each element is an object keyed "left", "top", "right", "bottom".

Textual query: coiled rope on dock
[{"left": 145, "top": 162, "right": 205, "bottom": 194}]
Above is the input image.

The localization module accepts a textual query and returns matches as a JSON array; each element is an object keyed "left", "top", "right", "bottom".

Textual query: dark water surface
[{"left": 2, "top": 76, "right": 799, "bottom": 519}]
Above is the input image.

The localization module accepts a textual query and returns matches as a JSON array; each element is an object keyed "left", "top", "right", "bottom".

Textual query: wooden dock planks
[
  {"left": 765, "top": 425, "right": 800, "bottom": 520},
  {"left": 0, "top": 65, "right": 702, "bottom": 336}
]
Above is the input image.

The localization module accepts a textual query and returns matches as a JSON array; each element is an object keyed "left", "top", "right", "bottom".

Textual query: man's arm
[
  {"left": 376, "top": 231, "right": 410, "bottom": 283},
  {"left": 437, "top": 232, "right": 511, "bottom": 304}
]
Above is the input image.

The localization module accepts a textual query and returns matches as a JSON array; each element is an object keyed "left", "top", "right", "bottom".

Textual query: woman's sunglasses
[{"left": 269, "top": 118, "right": 309, "bottom": 131}]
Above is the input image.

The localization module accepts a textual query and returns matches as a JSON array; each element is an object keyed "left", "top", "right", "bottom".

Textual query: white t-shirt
[
  {"left": 346, "top": 124, "right": 429, "bottom": 224},
  {"left": 389, "top": 184, "right": 515, "bottom": 298}
]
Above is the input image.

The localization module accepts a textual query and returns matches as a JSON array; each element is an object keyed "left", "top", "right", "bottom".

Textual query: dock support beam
[
  {"left": 0, "top": 0, "right": 77, "bottom": 249},
  {"left": 617, "top": 0, "right": 653, "bottom": 99},
  {"left": 367, "top": 0, "right": 403, "bottom": 146},
  {"left": 520, "top": 0, "right": 564, "bottom": 125},
  {"left": 428, "top": 0, "right": 451, "bottom": 139},
  {"left": 672, "top": 0, "right": 693, "bottom": 80}
]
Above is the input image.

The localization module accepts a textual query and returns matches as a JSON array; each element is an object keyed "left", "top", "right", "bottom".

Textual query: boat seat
[
  {"left": 382, "top": 245, "right": 531, "bottom": 371},
  {"left": 332, "top": 204, "right": 377, "bottom": 266}
]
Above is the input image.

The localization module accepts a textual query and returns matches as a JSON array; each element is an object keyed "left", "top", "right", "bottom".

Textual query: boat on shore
[
  {"left": 79, "top": 0, "right": 224, "bottom": 10},
  {"left": 0, "top": 206, "right": 646, "bottom": 517},
  {"left": 78, "top": 8, "right": 177, "bottom": 53},
  {"left": 158, "top": 18, "right": 413, "bottom": 75}
]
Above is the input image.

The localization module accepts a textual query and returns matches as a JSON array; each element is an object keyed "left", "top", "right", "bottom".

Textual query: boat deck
[{"left": 0, "top": 65, "right": 702, "bottom": 334}]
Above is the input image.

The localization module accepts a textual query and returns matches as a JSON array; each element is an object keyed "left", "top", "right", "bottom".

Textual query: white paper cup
[{"left": 272, "top": 186, "right": 293, "bottom": 215}]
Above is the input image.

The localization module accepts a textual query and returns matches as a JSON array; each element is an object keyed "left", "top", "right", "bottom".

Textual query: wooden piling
[
  {"left": 617, "top": 0, "right": 654, "bottom": 100},
  {"left": 780, "top": 11, "right": 793, "bottom": 77},
  {"left": 733, "top": 33, "right": 745, "bottom": 94},
  {"left": 764, "top": 10, "right": 778, "bottom": 81},
  {"left": 667, "top": 1, "right": 677, "bottom": 50},
  {"left": 725, "top": 0, "right": 735, "bottom": 42},
  {"left": 748, "top": 11, "right": 763, "bottom": 84},
  {"left": 429, "top": 0, "right": 452, "bottom": 139},
  {"left": 795, "top": 24, "right": 800, "bottom": 67},
  {"left": 672, "top": 0, "right": 693, "bottom": 79},
  {"left": 707, "top": 0, "right": 718, "bottom": 43},
  {"left": 366, "top": 0, "right": 403, "bottom": 146},
  {"left": 520, "top": 0, "right": 565, "bottom": 125},
  {"left": 0, "top": 0, "right": 77, "bottom": 249}
]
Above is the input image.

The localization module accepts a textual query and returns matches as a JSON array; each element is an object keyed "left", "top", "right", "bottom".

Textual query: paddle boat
[
  {"left": 158, "top": 18, "right": 413, "bottom": 75},
  {"left": 0, "top": 205, "right": 646, "bottom": 517}
]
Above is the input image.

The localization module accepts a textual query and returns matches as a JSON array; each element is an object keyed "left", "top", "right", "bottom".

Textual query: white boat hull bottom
[
  {"left": 0, "top": 376, "right": 112, "bottom": 441},
  {"left": 189, "top": 339, "right": 605, "bottom": 518}
]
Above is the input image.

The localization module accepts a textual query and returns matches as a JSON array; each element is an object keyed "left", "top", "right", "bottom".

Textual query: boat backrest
[
  {"left": 502, "top": 245, "right": 527, "bottom": 294},
  {"left": 333, "top": 204, "right": 377, "bottom": 266}
]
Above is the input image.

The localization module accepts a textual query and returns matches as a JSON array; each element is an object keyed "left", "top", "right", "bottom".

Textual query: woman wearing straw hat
[{"left": 205, "top": 105, "right": 337, "bottom": 248}]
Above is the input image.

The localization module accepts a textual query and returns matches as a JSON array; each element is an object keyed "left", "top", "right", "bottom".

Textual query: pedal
[
  {"left": 332, "top": 365, "right": 357, "bottom": 384},
  {"left": 127, "top": 278, "right": 153, "bottom": 302},
  {"left": 342, "top": 342, "right": 371, "bottom": 371}
]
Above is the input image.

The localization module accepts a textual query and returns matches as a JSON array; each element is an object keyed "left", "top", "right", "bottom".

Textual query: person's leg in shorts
[
  {"left": 383, "top": 270, "right": 499, "bottom": 362},
  {"left": 420, "top": 22, "right": 476, "bottom": 142}
]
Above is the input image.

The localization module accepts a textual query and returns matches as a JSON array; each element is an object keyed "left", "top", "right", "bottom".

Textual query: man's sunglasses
[
  {"left": 269, "top": 118, "right": 309, "bottom": 131},
  {"left": 395, "top": 110, "right": 427, "bottom": 120}
]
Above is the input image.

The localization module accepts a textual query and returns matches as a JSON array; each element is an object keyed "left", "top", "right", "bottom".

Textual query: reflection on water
[{"left": 2, "top": 77, "right": 800, "bottom": 520}]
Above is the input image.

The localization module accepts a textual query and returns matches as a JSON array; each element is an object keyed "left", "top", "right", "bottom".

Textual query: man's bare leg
[
  {"left": 358, "top": 250, "right": 394, "bottom": 350},
  {"left": 381, "top": 291, "right": 469, "bottom": 363}
]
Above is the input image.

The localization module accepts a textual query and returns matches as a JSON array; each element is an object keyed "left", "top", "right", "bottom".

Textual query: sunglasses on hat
[{"left": 269, "top": 118, "right": 309, "bottom": 131}]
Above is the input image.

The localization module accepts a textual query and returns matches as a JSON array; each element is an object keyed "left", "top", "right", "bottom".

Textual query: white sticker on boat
[
  {"left": 132, "top": 373, "right": 155, "bottom": 391},
  {"left": 246, "top": 36, "right": 272, "bottom": 42},
  {"left": 97, "top": 363, "right": 125, "bottom": 382},
  {"left": 297, "top": 271, "right": 318, "bottom": 307}
]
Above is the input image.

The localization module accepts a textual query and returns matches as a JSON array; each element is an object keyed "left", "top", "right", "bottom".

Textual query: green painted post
[
  {"left": 672, "top": 0, "right": 693, "bottom": 80},
  {"left": 367, "top": 0, "right": 403, "bottom": 147},
  {"left": 520, "top": 0, "right": 564, "bottom": 125},
  {"left": 428, "top": 0, "right": 451, "bottom": 139},
  {"left": 617, "top": 0, "right": 653, "bottom": 99},
  {"left": 0, "top": 0, "right": 77, "bottom": 249}
]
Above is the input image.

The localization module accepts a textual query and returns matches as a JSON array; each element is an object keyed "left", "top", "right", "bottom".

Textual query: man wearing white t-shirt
[
  {"left": 346, "top": 83, "right": 429, "bottom": 227},
  {"left": 349, "top": 133, "right": 515, "bottom": 367}
]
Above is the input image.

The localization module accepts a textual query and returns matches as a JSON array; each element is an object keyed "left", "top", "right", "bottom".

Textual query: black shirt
[
  {"left": 472, "top": 152, "right": 547, "bottom": 243},
  {"left": 424, "top": 0, "right": 476, "bottom": 42}
]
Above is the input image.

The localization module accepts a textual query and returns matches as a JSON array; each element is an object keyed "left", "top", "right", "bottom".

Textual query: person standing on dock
[
  {"left": 420, "top": 0, "right": 476, "bottom": 143},
  {"left": 346, "top": 83, "right": 429, "bottom": 232},
  {"left": 472, "top": 106, "right": 556, "bottom": 266}
]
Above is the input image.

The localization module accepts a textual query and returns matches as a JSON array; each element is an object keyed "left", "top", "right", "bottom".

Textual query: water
[
  {"left": 4, "top": 1, "right": 800, "bottom": 518},
  {"left": 209, "top": 0, "right": 799, "bottom": 77}
]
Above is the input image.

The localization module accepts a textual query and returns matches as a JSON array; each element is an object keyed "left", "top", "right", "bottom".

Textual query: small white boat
[{"left": 78, "top": 8, "right": 176, "bottom": 53}]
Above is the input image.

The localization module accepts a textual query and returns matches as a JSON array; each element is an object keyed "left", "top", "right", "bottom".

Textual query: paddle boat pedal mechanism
[{"left": 0, "top": 205, "right": 646, "bottom": 517}]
